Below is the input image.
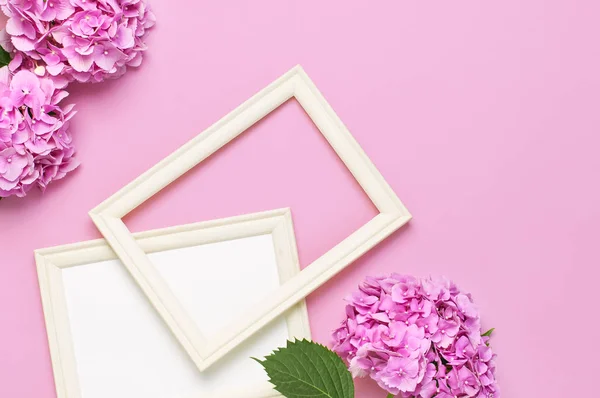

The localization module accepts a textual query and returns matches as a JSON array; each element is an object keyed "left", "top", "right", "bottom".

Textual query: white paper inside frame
[
  {"left": 62, "top": 235, "right": 286, "bottom": 398},
  {"left": 36, "top": 210, "right": 310, "bottom": 398}
]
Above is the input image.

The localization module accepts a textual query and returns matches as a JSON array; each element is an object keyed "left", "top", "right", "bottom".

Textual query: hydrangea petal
[
  {"left": 11, "top": 35, "right": 36, "bottom": 51},
  {"left": 6, "top": 16, "right": 36, "bottom": 39},
  {"left": 68, "top": 53, "right": 93, "bottom": 72}
]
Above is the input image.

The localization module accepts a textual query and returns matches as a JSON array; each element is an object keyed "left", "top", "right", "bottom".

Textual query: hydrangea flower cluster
[
  {"left": 332, "top": 274, "right": 499, "bottom": 398},
  {"left": 0, "top": 0, "right": 154, "bottom": 198},
  {"left": 1, "top": 0, "right": 155, "bottom": 85},
  {"left": 0, "top": 69, "right": 77, "bottom": 197}
]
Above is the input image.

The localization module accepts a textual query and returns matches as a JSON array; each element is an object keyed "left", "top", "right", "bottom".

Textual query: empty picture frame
[
  {"left": 35, "top": 209, "right": 310, "bottom": 398},
  {"left": 89, "top": 65, "right": 412, "bottom": 371}
]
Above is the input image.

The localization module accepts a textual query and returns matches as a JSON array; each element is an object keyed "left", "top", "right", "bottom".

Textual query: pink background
[{"left": 1, "top": 1, "right": 599, "bottom": 396}]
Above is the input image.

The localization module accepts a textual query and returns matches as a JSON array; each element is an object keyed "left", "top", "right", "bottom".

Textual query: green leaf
[
  {"left": 482, "top": 328, "right": 495, "bottom": 337},
  {"left": 253, "top": 339, "right": 354, "bottom": 398},
  {"left": 0, "top": 45, "right": 11, "bottom": 68}
]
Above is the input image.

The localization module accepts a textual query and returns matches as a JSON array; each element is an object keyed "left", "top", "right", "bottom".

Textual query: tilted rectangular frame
[{"left": 89, "top": 65, "right": 412, "bottom": 372}]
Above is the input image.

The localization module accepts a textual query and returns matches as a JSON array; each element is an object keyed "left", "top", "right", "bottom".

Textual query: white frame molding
[
  {"left": 36, "top": 208, "right": 310, "bottom": 398},
  {"left": 89, "top": 65, "right": 411, "bottom": 372}
]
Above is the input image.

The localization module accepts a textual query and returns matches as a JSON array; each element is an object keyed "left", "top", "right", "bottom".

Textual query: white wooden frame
[
  {"left": 89, "top": 65, "right": 412, "bottom": 371},
  {"left": 35, "top": 208, "right": 310, "bottom": 398}
]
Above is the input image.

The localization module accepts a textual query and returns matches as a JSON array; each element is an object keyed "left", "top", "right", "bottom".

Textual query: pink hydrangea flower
[
  {"left": 332, "top": 274, "right": 500, "bottom": 397},
  {"left": 1, "top": 0, "right": 155, "bottom": 86},
  {"left": 0, "top": 68, "right": 78, "bottom": 198}
]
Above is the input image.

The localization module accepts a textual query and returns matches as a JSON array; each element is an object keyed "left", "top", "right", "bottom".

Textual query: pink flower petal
[
  {"left": 94, "top": 48, "right": 121, "bottom": 71},
  {"left": 68, "top": 53, "right": 94, "bottom": 72},
  {"left": 6, "top": 17, "right": 36, "bottom": 40},
  {"left": 11, "top": 35, "right": 36, "bottom": 52},
  {"left": 114, "top": 26, "right": 134, "bottom": 49},
  {"left": 46, "top": 63, "right": 65, "bottom": 76}
]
